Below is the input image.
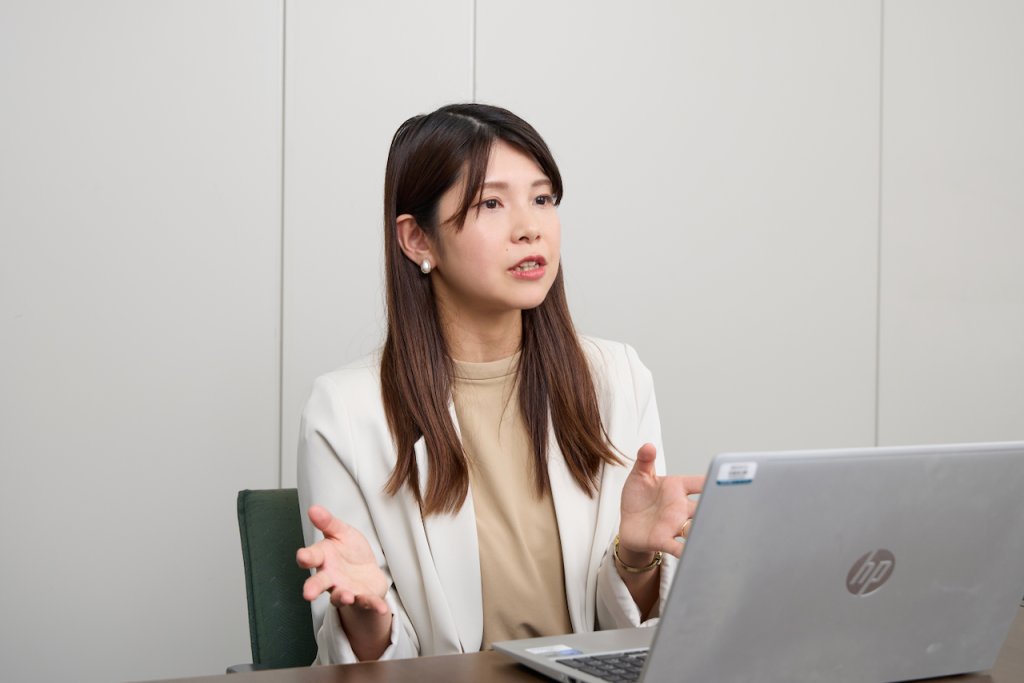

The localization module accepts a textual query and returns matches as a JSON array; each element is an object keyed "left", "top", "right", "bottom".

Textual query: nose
[{"left": 512, "top": 205, "right": 541, "bottom": 243}]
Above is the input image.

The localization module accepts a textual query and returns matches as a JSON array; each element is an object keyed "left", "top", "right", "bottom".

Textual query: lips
[
  {"left": 509, "top": 255, "right": 548, "bottom": 280},
  {"left": 510, "top": 255, "right": 547, "bottom": 271}
]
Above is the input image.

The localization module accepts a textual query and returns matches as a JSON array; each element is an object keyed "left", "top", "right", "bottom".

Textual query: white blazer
[{"left": 297, "top": 336, "right": 679, "bottom": 664}]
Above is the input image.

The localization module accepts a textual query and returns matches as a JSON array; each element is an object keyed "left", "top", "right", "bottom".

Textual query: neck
[{"left": 436, "top": 299, "right": 522, "bottom": 363}]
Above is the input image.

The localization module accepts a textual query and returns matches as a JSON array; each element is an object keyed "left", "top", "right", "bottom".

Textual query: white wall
[
  {"left": 476, "top": 0, "right": 882, "bottom": 476},
  {"left": 279, "top": 0, "right": 471, "bottom": 488},
  {"left": 1, "top": 2, "right": 1021, "bottom": 682},
  {"left": 878, "top": 0, "right": 1024, "bottom": 446},
  {"left": 0, "top": 2, "right": 283, "bottom": 682}
]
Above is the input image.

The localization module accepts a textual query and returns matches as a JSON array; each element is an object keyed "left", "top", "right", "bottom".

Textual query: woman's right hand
[{"left": 296, "top": 505, "right": 390, "bottom": 615}]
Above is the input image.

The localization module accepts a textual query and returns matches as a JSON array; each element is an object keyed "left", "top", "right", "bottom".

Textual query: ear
[{"left": 396, "top": 214, "right": 439, "bottom": 272}]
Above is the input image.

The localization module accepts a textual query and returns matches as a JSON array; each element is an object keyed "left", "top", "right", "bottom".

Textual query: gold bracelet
[{"left": 614, "top": 535, "right": 662, "bottom": 573}]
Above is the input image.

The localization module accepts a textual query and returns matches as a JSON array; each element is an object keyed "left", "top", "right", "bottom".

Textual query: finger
[
  {"left": 631, "top": 443, "right": 658, "bottom": 476},
  {"left": 352, "top": 592, "right": 390, "bottom": 615},
  {"left": 682, "top": 475, "right": 705, "bottom": 495},
  {"left": 333, "top": 588, "right": 356, "bottom": 608},
  {"left": 332, "top": 588, "right": 386, "bottom": 615},
  {"left": 307, "top": 505, "right": 352, "bottom": 541},
  {"left": 296, "top": 543, "right": 326, "bottom": 569},
  {"left": 661, "top": 538, "right": 685, "bottom": 559},
  {"left": 679, "top": 518, "right": 694, "bottom": 539},
  {"left": 302, "top": 571, "right": 335, "bottom": 602}
]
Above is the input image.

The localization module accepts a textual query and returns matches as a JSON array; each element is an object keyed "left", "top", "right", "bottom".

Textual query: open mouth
[{"left": 510, "top": 255, "right": 547, "bottom": 273}]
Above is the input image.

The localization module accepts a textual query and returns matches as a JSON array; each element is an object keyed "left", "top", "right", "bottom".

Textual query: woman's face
[{"left": 431, "top": 141, "right": 561, "bottom": 319}]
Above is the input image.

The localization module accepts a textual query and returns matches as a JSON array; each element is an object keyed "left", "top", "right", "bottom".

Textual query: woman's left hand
[{"left": 618, "top": 443, "right": 705, "bottom": 559}]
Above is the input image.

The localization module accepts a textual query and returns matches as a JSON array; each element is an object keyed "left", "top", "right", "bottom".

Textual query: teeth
[{"left": 514, "top": 261, "right": 540, "bottom": 272}]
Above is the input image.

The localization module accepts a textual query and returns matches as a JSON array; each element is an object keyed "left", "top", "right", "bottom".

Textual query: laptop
[{"left": 494, "top": 441, "right": 1024, "bottom": 683}]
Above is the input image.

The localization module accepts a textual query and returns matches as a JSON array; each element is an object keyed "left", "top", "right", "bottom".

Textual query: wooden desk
[{"left": 160, "top": 606, "right": 1024, "bottom": 683}]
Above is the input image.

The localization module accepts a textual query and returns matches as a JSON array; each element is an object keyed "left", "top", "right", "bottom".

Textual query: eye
[
  {"left": 481, "top": 199, "right": 499, "bottom": 210},
  {"left": 535, "top": 194, "right": 553, "bottom": 206}
]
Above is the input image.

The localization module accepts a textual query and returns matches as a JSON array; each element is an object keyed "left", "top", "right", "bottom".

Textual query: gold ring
[{"left": 680, "top": 519, "right": 693, "bottom": 539}]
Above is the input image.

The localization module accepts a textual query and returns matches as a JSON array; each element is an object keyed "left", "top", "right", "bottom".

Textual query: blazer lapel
[
  {"left": 415, "top": 403, "right": 484, "bottom": 653},
  {"left": 548, "top": 422, "right": 603, "bottom": 633}
]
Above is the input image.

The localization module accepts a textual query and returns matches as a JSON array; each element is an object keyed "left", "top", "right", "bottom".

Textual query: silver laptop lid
[{"left": 646, "top": 441, "right": 1024, "bottom": 683}]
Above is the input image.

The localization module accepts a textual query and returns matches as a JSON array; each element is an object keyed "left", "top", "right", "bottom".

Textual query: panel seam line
[
  {"left": 278, "top": 0, "right": 287, "bottom": 488},
  {"left": 874, "top": 0, "right": 885, "bottom": 448},
  {"left": 470, "top": 0, "right": 477, "bottom": 101}
]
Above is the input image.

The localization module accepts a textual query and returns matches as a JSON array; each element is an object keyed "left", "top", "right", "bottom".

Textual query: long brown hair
[{"left": 381, "top": 103, "right": 622, "bottom": 516}]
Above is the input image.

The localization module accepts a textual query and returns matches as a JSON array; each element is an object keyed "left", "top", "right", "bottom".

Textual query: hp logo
[{"left": 846, "top": 550, "right": 895, "bottom": 596}]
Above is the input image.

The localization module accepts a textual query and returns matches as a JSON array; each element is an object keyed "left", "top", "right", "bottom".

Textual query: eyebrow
[{"left": 481, "top": 179, "right": 553, "bottom": 191}]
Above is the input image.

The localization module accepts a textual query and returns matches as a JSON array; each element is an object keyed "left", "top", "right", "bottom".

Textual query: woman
[{"left": 295, "top": 103, "right": 704, "bottom": 664}]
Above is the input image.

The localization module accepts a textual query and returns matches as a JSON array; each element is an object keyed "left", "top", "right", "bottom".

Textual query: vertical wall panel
[
  {"left": 477, "top": 1, "right": 882, "bottom": 476},
  {"left": 878, "top": 0, "right": 1024, "bottom": 445},
  {"left": 280, "top": 1, "right": 470, "bottom": 487},
  {"left": 0, "top": 2, "right": 282, "bottom": 681}
]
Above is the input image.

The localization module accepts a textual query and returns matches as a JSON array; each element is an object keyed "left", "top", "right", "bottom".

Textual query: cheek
[
  {"left": 448, "top": 234, "right": 504, "bottom": 281},
  {"left": 547, "top": 216, "right": 562, "bottom": 255}
]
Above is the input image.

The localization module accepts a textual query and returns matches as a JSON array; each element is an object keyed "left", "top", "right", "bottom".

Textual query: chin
[
  {"left": 504, "top": 278, "right": 556, "bottom": 312},
  {"left": 513, "top": 293, "right": 552, "bottom": 312}
]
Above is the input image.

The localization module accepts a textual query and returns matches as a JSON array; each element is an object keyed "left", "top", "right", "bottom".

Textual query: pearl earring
[{"left": 420, "top": 259, "right": 432, "bottom": 274}]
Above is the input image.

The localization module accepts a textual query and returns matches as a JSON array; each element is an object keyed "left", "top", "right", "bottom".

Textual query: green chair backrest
[{"left": 236, "top": 488, "right": 318, "bottom": 669}]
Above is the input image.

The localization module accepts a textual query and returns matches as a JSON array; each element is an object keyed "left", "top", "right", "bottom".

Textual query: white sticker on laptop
[
  {"left": 717, "top": 461, "right": 758, "bottom": 485},
  {"left": 525, "top": 644, "right": 583, "bottom": 656}
]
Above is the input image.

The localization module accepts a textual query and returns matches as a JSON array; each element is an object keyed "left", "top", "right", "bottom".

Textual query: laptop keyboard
[{"left": 555, "top": 649, "right": 648, "bottom": 682}]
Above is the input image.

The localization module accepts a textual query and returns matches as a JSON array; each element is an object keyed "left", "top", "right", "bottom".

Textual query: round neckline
[{"left": 451, "top": 351, "right": 521, "bottom": 380}]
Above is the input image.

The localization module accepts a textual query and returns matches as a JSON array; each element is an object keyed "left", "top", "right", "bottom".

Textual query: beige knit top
[{"left": 450, "top": 352, "right": 574, "bottom": 650}]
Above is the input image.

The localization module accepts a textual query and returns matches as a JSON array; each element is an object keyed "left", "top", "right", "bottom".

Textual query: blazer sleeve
[
  {"left": 595, "top": 343, "right": 680, "bottom": 629},
  {"left": 297, "top": 375, "right": 421, "bottom": 663}
]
